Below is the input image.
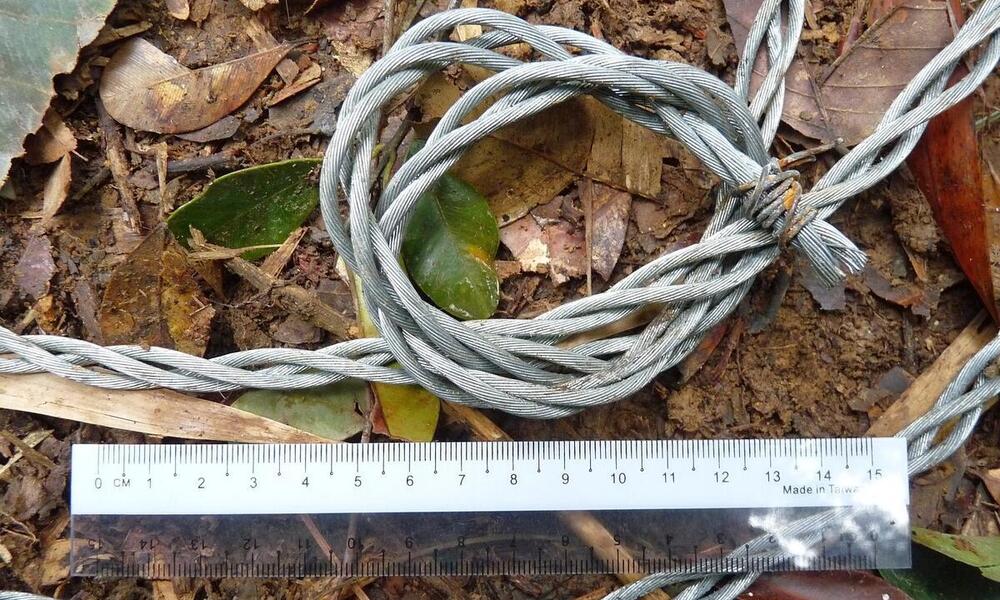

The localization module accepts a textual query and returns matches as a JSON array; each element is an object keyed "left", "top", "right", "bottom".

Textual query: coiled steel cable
[{"left": 0, "top": 0, "right": 998, "bottom": 598}]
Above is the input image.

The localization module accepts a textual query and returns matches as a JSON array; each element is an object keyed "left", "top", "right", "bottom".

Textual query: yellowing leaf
[
  {"left": 100, "top": 38, "right": 289, "bottom": 133},
  {"left": 99, "top": 226, "right": 215, "bottom": 356},
  {"left": 339, "top": 262, "right": 441, "bottom": 443},
  {"left": 370, "top": 379, "right": 441, "bottom": 442}
]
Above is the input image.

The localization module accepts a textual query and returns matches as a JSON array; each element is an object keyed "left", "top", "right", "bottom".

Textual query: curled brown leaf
[{"left": 100, "top": 38, "right": 289, "bottom": 133}]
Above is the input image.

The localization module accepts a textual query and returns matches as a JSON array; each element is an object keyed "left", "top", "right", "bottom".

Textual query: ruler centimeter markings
[
  {"left": 70, "top": 438, "right": 911, "bottom": 577},
  {"left": 72, "top": 439, "right": 908, "bottom": 515}
]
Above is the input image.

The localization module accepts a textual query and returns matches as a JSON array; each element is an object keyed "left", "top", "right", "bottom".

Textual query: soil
[{"left": 1, "top": 0, "right": 998, "bottom": 599}]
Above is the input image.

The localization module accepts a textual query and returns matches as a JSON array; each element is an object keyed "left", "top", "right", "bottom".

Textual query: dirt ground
[{"left": 1, "top": 0, "right": 999, "bottom": 598}]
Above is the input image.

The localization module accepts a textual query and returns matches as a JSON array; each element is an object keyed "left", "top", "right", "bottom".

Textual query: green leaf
[
  {"left": 167, "top": 159, "right": 321, "bottom": 260},
  {"left": 232, "top": 381, "right": 368, "bottom": 441},
  {"left": 0, "top": 0, "right": 118, "bottom": 186},
  {"left": 882, "top": 542, "right": 1000, "bottom": 600},
  {"left": 402, "top": 171, "right": 500, "bottom": 320},
  {"left": 911, "top": 527, "right": 1000, "bottom": 581}
]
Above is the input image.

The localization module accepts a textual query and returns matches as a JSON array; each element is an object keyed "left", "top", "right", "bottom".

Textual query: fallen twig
[
  {"left": 0, "top": 429, "right": 56, "bottom": 471},
  {"left": 868, "top": 311, "right": 997, "bottom": 436},
  {"left": 0, "top": 430, "right": 51, "bottom": 480},
  {"left": 0, "top": 373, "right": 327, "bottom": 442},
  {"left": 166, "top": 151, "right": 245, "bottom": 175},
  {"left": 382, "top": 0, "right": 398, "bottom": 55},
  {"left": 96, "top": 99, "right": 142, "bottom": 233},
  {"left": 191, "top": 237, "right": 354, "bottom": 340}
]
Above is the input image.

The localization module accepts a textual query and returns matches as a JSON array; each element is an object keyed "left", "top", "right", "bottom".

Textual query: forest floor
[{"left": 1, "top": 0, "right": 999, "bottom": 598}]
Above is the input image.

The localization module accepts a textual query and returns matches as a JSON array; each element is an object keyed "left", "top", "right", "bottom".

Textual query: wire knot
[{"left": 740, "top": 160, "right": 815, "bottom": 247}]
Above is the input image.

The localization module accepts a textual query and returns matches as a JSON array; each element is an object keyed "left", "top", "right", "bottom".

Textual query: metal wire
[{"left": 0, "top": 0, "right": 997, "bottom": 598}]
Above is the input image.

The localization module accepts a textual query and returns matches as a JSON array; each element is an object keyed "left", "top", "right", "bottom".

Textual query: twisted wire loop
[
  {"left": 737, "top": 160, "right": 811, "bottom": 247},
  {"left": 0, "top": 0, "right": 996, "bottom": 597},
  {"left": 0, "top": 0, "right": 991, "bottom": 415}
]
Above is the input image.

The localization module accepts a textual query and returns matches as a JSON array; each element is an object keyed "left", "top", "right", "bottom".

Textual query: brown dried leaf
[
  {"left": 584, "top": 103, "right": 667, "bottom": 195},
  {"left": 100, "top": 38, "right": 290, "bottom": 133},
  {"left": 581, "top": 180, "right": 632, "bottom": 280},
  {"left": 40, "top": 155, "right": 72, "bottom": 225},
  {"left": 448, "top": 134, "right": 583, "bottom": 224},
  {"left": 275, "top": 58, "right": 299, "bottom": 84},
  {"left": 633, "top": 200, "right": 687, "bottom": 239},
  {"left": 723, "top": 0, "right": 835, "bottom": 142},
  {"left": 0, "top": 372, "right": 328, "bottom": 442},
  {"left": 500, "top": 213, "right": 587, "bottom": 285},
  {"left": 14, "top": 235, "right": 56, "bottom": 301},
  {"left": 982, "top": 468, "right": 1000, "bottom": 505},
  {"left": 414, "top": 71, "right": 594, "bottom": 223},
  {"left": 726, "top": 0, "right": 958, "bottom": 146},
  {"left": 906, "top": 90, "right": 995, "bottom": 318},
  {"left": 268, "top": 62, "right": 322, "bottom": 106},
  {"left": 818, "top": 0, "right": 956, "bottom": 145},
  {"left": 23, "top": 110, "right": 77, "bottom": 165},
  {"left": 414, "top": 68, "right": 665, "bottom": 222},
  {"left": 99, "top": 226, "right": 216, "bottom": 356},
  {"left": 166, "top": 0, "right": 190, "bottom": 19},
  {"left": 860, "top": 264, "right": 937, "bottom": 317},
  {"left": 90, "top": 21, "right": 154, "bottom": 49}
]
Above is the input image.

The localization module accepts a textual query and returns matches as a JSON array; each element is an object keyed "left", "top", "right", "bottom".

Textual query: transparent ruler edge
[
  {"left": 71, "top": 438, "right": 909, "bottom": 515},
  {"left": 70, "top": 515, "right": 909, "bottom": 578}
]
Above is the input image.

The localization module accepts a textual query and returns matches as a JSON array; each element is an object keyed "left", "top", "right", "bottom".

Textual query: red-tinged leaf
[
  {"left": 846, "top": 0, "right": 997, "bottom": 319},
  {"left": 907, "top": 93, "right": 994, "bottom": 319},
  {"left": 677, "top": 320, "right": 732, "bottom": 383},
  {"left": 739, "top": 571, "right": 912, "bottom": 600}
]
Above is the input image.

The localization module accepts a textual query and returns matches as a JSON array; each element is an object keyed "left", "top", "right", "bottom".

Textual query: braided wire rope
[{"left": 0, "top": 0, "right": 998, "bottom": 598}]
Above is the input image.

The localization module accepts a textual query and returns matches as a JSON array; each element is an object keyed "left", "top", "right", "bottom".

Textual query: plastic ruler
[{"left": 69, "top": 438, "right": 911, "bottom": 577}]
